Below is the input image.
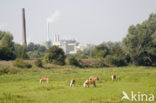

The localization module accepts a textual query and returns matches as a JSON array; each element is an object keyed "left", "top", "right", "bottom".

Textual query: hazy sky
[{"left": 0, "top": 0, "right": 156, "bottom": 44}]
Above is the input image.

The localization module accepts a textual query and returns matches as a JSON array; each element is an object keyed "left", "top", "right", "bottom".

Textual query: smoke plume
[{"left": 47, "top": 10, "right": 60, "bottom": 23}]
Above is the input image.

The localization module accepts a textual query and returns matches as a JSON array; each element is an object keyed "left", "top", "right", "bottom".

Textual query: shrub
[
  {"left": 66, "top": 56, "right": 81, "bottom": 67},
  {"left": 0, "top": 67, "right": 9, "bottom": 75},
  {"left": 104, "top": 55, "right": 127, "bottom": 66},
  {"left": 0, "top": 66, "right": 19, "bottom": 75},
  {"left": 34, "top": 59, "right": 43, "bottom": 67},
  {"left": 91, "top": 43, "right": 109, "bottom": 58},
  {"left": 0, "top": 46, "right": 16, "bottom": 60},
  {"left": 79, "top": 59, "right": 107, "bottom": 68},
  {"left": 44, "top": 46, "right": 66, "bottom": 65},
  {"left": 13, "top": 59, "right": 32, "bottom": 68},
  {"left": 14, "top": 45, "right": 28, "bottom": 59}
]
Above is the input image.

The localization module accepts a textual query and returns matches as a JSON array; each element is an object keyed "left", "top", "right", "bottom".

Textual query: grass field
[{"left": 0, "top": 65, "right": 156, "bottom": 103}]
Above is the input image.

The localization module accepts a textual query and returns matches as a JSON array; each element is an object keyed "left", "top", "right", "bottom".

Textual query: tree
[
  {"left": 66, "top": 56, "right": 80, "bottom": 67},
  {"left": 38, "top": 45, "right": 46, "bottom": 52},
  {"left": 104, "top": 55, "right": 127, "bottom": 66},
  {"left": 27, "top": 42, "right": 38, "bottom": 51},
  {"left": 44, "top": 46, "right": 66, "bottom": 65},
  {"left": 14, "top": 44, "right": 28, "bottom": 59},
  {"left": 27, "top": 42, "right": 46, "bottom": 59},
  {"left": 0, "top": 46, "right": 16, "bottom": 60},
  {"left": 0, "top": 31, "right": 14, "bottom": 50},
  {"left": 92, "top": 43, "right": 109, "bottom": 58},
  {"left": 34, "top": 59, "right": 43, "bottom": 67},
  {"left": 0, "top": 31, "right": 16, "bottom": 60},
  {"left": 122, "top": 14, "right": 156, "bottom": 66},
  {"left": 102, "top": 41, "right": 122, "bottom": 49},
  {"left": 109, "top": 46, "right": 124, "bottom": 57}
]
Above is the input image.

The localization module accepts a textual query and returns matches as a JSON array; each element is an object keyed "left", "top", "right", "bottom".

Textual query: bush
[
  {"left": 13, "top": 59, "right": 32, "bottom": 68},
  {"left": 66, "top": 56, "right": 81, "bottom": 67},
  {"left": 44, "top": 46, "right": 66, "bottom": 65},
  {"left": 34, "top": 59, "right": 43, "bottom": 67},
  {"left": 14, "top": 45, "right": 28, "bottom": 59},
  {"left": 0, "top": 46, "right": 16, "bottom": 60},
  {"left": 104, "top": 55, "right": 127, "bottom": 66},
  {"left": 79, "top": 59, "right": 107, "bottom": 68},
  {"left": 0, "top": 66, "right": 19, "bottom": 75}
]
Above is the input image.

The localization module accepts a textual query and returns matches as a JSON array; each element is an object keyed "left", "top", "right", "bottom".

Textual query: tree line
[
  {"left": 0, "top": 13, "right": 155, "bottom": 67},
  {"left": 0, "top": 32, "right": 46, "bottom": 60},
  {"left": 69, "top": 14, "right": 156, "bottom": 67}
]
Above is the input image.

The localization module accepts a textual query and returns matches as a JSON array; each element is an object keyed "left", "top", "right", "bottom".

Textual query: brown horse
[
  {"left": 84, "top": 79, "right": 96, "bottom": 87},
  {"left": 89, "top": 76, "right": 99, "bottom": 81},
  {"left": 40, "top": 77, "right": 49, "bottom": 84}
]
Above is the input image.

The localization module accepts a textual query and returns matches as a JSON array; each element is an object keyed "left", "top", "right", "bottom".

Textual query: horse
[
  {"left": 83, "top": 79, "right": 96, "bottom": 87},
  {"left": 40, "top": 77, "right": 49, "bottom": 84},
  {"left": 70, "top": 79, "right": 75, "bottom": 87},
  {"left": 89, "top": 76, "right": 99, "bottom": 81},
  {"left": 112, "top": 75, "right": 116, "bottom": 81}
]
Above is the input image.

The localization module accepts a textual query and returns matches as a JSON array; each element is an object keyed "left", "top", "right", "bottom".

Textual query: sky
[{"left": 0, "top": 0, "right": 156, "bottom": 45}]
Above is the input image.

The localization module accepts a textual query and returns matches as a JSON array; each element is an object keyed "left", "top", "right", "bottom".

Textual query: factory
[
  {"left": 53, "top": 34, "right": 78, "bottom": 54},
  {"left": 20, "top": 8, "right": 89, "bottom": 54},
  {"left": 44, "top": 12, "right": 90, "bottom": 54},
  {"left": 44, "top": 34, "right": 89, "bottom": 54}
]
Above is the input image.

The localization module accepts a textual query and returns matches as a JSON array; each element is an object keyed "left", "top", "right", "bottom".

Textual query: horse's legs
[{"left": 40, "top": 79, "right": 42, "bottom": 84}]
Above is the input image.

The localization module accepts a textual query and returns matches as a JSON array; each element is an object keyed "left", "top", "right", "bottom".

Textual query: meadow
[{"left": 0, "top": 64, "right": 156, "bottom": 103}]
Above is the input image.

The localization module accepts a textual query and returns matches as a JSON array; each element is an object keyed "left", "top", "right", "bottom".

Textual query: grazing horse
[
  {"left": 84, "top": 79, "right": 96, "bottom": 87},
  {"left": 89, "top": 76, "right": 99, "bottom": 81},
  {"left": 40, "top": 77, "right": 49, "bottom": 84},
  {"left": 112, "top": 75, "right": 116, "bottom": 81},
  {"left": 70, "top": 79, "right": 75, "bottom": 87}
]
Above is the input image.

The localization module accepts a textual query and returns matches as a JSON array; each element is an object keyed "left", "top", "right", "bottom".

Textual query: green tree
[
  {"left": 122, "top": 14, "right": 156, "bottom": 66},
  {"left": 27, "top": 42, "right": 38, "bottom": 51},
  {"left": 0, "top": 31, "right": 16, "bottom": 60},
  {"left": 102, "top": 41, "right": 122, "bottom": 49},
  {"left": 14, "top": 44, "right": 28, "bottom": 59},
  {"left": 104, "top": 55, "right": 127, "bottom": 66},
  {"left": 27, "top": 42, "right": 46, "bottom": 59},
  {"left": 0, "top": 31, "right": 14, "bottom": 48},
  {"left": 34, "top": 59, "right": 43, "bottom": 67},
  {"left": 109, "top": 46, "right": 124, "bottom": 56},
  {"left": 44, "top": 46, "right": 66, "bottom": 65},
  {"left": 0, "top": 46, "right": 16, "bottom": 60},
  {"left": 66, "top": 56, "right": 80, "bottom": 67},
  {"left": 92, "top": 43, "right": 109, "bottom": 58}
]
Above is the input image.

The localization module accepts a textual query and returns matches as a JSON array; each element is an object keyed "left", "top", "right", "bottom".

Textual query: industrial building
[
  {"left": 53, "top": 34, "right": 79, "bottom": 54},
  {"left": 43, "top": 34, "right": 89, "bottom": 54},
  {"left": 20, "top": 8, "right": 89, "bottom": 54},
  {"left": 44, "top": 12, "right": 90, "bottom": 54}
]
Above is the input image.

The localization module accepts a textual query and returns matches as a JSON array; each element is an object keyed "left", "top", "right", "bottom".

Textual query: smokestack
[
  {"left": 47, "top": 22, "right": 50, "bottom": 41},
  {"left": 54, "top": 34, "right": 56, "bottom": 42},
  {"left": 57, "top": 34, "right": 59, "bottom": 41},
  {"left": 22, "top": 8, "right": 27, "bottom": 45}
]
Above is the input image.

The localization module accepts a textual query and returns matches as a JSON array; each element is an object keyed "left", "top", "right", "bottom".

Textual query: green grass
[{"left": 0, "top": 66, "right": 156, "bottom": 103}]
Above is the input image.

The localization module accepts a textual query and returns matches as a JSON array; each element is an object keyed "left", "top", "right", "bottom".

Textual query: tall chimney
[
  {"left": 57, "top": 34, "right": 59, "bottom": 41},
  {"left": 47, "top": 22, "right": 50, "bottom": 41},
  {"left": 22, "top": 8, "right": 27, "bottom": 45}
]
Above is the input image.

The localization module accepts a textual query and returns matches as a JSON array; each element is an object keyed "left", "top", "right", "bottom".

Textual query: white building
[
  {"left": 53, "top": 34, "right": 89, "bottom": 54},
  {"left": 43, "top": 34, "right": 90, "bottom": 54}
]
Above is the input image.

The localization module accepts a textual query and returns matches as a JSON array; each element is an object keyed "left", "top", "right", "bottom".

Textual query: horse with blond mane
[{"left": 40, "top": 77, "right": 49, "bottom": 84}]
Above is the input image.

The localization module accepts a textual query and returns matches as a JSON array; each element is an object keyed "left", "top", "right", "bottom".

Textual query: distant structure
[
  {"left": 46, "top": 21, "right": 50, "bottom": 41},
  {"left": 22, "top": 8, "right": 27, "bottom": 45},
  {"left": 53, "top": 34, "right": 91, "bottom": 54},
  {"left": 43, "top": 34, "right": 91, "bottom": 54}
]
